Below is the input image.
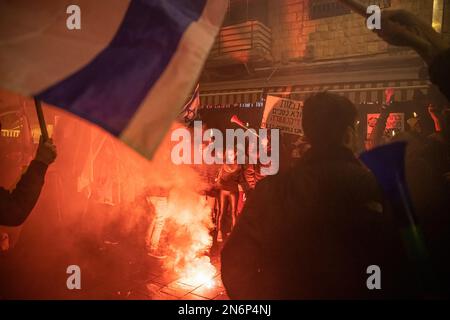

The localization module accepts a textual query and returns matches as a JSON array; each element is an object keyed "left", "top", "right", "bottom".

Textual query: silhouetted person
[
  {"left": 221, "top": 92, "right": 409, "bottom": 299},
  {"left": 374, "top": 10, "right": 450, "bottom": 296},
  {"left": 374, "top": 9, "right": 450, "bottom": 101},
  {"left": 215, "top": 148, "right": 247, "bottom": 242},
  {"left": 0, "top": 134, "right": 57, "bottom": 227}
]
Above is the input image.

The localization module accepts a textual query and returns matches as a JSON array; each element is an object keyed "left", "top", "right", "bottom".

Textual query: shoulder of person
[
  {"left": 349, "top": 162, "right": 379, "bottom": 188},
  {"left": 254, "top": 170, "right": 293, "bottom": 198}
]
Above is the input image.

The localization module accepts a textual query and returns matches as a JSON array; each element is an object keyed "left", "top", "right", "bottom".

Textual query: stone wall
[{"left": 268, "top": 0, "right": 435, "bottom": 63}]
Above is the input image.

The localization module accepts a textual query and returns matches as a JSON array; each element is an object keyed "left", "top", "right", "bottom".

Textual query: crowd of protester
[
  {"left": 221, "top": 9, "right": 450, "bottom": 299},
  {"left": 1, "top": 7, "right": 449, "bottom": 299}
]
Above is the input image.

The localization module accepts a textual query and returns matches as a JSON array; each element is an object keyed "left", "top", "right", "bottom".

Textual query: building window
[
  {"left": 309, "top": 0, "right": 391, "bottom": 20},
  {"left": 309, "top": 0, "right": 351, "bottom": 19},
  {"left": 223, "top": 0, "right": 268, "bottom": 26},
  {"left": 433, "top": 0, "right": 444, "bottom": 32}
]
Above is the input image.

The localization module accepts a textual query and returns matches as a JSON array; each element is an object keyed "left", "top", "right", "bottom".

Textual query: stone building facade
[
  {"left": 199, "top": 0, "right": 450, "bottom": 107},
  {"left": 269, "top": 0, "right": 433, "bottom": 62}
]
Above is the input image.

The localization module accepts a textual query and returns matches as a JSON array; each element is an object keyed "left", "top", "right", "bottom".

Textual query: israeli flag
[{"left": 0, "top": 0, "right": 227, "bottom": 158}]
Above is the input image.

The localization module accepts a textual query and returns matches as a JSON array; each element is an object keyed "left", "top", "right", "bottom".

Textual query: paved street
[{"left": 0, "top": 239, "right": 229, "bottom": 300}]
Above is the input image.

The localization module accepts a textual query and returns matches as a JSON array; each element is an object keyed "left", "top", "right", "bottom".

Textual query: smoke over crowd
[{"left": 0, "top": 93, "right": 216, "bottom": 299}]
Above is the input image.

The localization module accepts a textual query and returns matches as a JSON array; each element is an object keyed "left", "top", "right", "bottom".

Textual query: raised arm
[
  {"left": 373, "top": 9, "right": 450, "bottom": 100},
  {"left": 0, "top": 138, "right": 56, "bottom": 226}
]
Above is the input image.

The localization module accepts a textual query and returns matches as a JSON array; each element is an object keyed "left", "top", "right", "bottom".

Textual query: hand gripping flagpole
[{"left": 33, "top": 97, "right": 49, "bottom": 141}]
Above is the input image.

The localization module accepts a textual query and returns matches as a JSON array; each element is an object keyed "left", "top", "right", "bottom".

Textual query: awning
[{"left": 200, "top": 79, "right": 431, "bottom": 106}]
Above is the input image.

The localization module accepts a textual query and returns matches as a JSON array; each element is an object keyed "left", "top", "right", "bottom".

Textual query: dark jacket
[
  {"left": 0, "top": 160, "right": 48, "bottom": 226},
  {"left": 404, "top": 133, "right": 450, "bottom": 296},
  {"left": 243, "top": 163, "right": 269, "bottom": 190},
  {"left": 221, "top": 146, "right": 410, "bottom": 299},
  {"left": 426, "top": 48, "right": 450, "bottom": 296},
  {"left": 216, "top": 163, "right": 246, "bottom": 193}
]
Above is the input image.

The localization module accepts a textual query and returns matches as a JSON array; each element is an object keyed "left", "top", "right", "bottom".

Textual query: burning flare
[{"left": 147, "top": 187, "right": 217, "bottom": 288}]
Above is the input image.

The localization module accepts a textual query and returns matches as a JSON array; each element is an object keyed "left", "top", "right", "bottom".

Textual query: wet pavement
[
  {"left": 111, "top": 253, "right": 229, "bottom": 300},
  {"left": 0, "top": 239, "right": 229, "bottom": 300}
]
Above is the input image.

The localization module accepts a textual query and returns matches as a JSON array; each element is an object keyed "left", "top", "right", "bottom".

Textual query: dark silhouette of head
[{"left": 302, "top": 92, "right": 358, "bottom": 150}]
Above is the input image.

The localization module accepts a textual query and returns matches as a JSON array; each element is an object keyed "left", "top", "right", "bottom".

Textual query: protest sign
[{"left": 261, "top": 95, "right": 303, "bottom": 136}]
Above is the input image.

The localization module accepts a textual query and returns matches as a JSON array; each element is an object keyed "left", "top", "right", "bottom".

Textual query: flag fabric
[
  {"left": 180, "top": 83, "right": 200, "bottom": 124},
  {"left": 0, "top": 0, "right": 227, "bottom": 158}
]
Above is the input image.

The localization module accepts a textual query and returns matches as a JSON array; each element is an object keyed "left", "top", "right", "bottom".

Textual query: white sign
[{"left": 261, "top": 95, "right": 303, "bottom": 136}]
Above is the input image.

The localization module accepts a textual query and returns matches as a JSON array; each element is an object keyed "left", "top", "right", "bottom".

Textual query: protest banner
[{"left": 261, "top": 95, "right": 303, "bottom": 136}]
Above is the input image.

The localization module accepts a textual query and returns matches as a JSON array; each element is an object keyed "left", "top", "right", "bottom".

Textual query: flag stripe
[
  {"left": 0, "top": 0, "right": 131, "bottom": 94},
  {"left": 120, "top": 0, "right": 227, "bottom": 157},
  {"left": 37, "top": 0, "right": 207, "bottom": 136}
]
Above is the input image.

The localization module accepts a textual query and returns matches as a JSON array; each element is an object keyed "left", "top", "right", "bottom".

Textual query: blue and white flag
[
  {"left": 0, "top": 0, "right": 227, "bottom": 158},
  {"left": 181, "top": 83, "right": 200, "bottom": 124}
]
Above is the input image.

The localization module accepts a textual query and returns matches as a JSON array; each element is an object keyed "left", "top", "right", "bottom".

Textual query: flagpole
[{"left": 33, "top": 97, "right": 49, "bottom": 141}]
